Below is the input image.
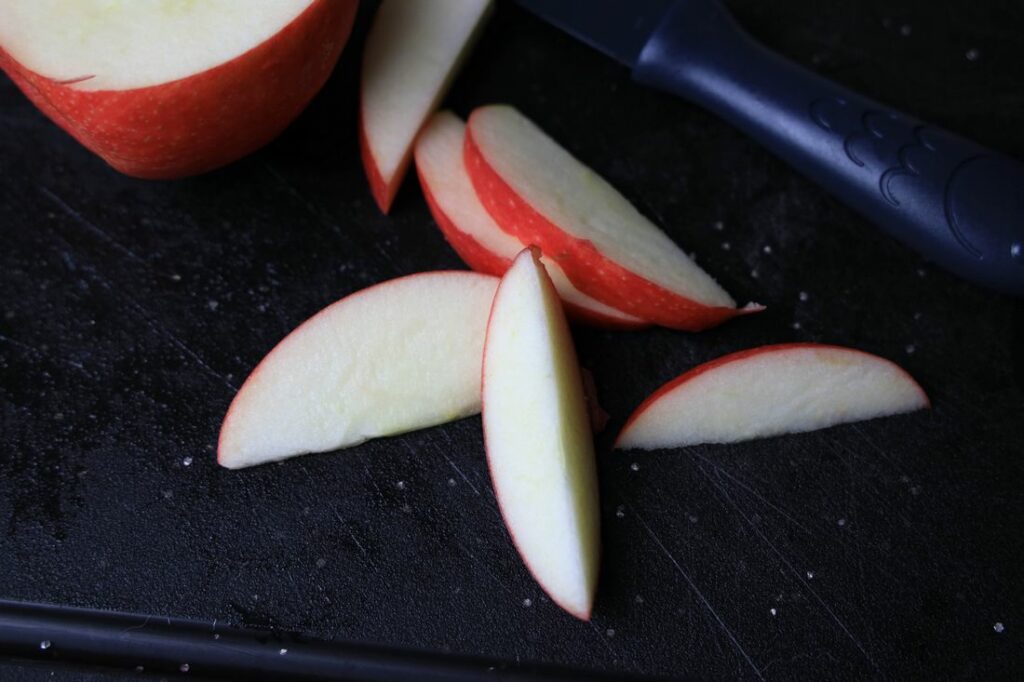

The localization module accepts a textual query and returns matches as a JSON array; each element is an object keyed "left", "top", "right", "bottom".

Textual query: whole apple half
[
  {"left": 465, "top": 105, "right": 763, "bottom": 331},
  {"left": 219, "top": 271, "right": 499, "bottom": 469},
  {"left": 360, "top": 0, "right": 493, "bottom": 213},
  {"left": 482, "top": 248, "right": 601, "bottom": 620},
  {"left": 616, "top": 343, "right": 930, "bottom": 450},
  {"left": 0, "top": 0, "right": 358, "bottom": 179},
  {"left": 415, "top": 110, "right": 646, "bottom": 329}
]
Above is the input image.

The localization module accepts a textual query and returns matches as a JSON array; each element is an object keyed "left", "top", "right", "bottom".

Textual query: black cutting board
[{"left": 2, "top": 1, "right": 1022, "bottom": 679}]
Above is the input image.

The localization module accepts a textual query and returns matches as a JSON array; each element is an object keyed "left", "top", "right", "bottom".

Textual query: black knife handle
[{"left": 633, "top": 0, "right": 1024, "bottom": 296}]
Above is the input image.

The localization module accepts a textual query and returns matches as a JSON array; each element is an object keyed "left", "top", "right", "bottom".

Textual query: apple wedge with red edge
[
  {"left": 360, "top": 0, "right": 493, "bottom": 213},
  {"left": 482, "top": 248, "right": 601, "bottom": 620},
  {"left": 615, "top": 343, "right": 929, "bottom": 450},
  {"left": 218, "top": 272, "right": 499, "bottom": 469},
  {"left": 415, "top": 110, "right": 647, "bottom": 329},
  {"left": 0, "top": 0, "right": 357, "bottom": 179},
  {"left": 465, "top": 104, "right": 763, "bottom": 331}
]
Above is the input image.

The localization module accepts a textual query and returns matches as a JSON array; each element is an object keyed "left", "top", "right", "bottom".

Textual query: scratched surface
[{"left": 1, "top": 1, "right": 1022, "bottom": 680}]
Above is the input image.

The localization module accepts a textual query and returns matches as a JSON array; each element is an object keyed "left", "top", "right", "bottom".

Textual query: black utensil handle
[
  {"left": 0, "top": 599, "right": 672, "bottom": 682},
  {"left": 633, "top": 0, "right": 1024, "bottom": 296}
]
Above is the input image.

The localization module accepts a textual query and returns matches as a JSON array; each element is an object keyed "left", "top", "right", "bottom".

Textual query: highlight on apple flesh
[
  {"left": 414, "top": 110, "right": 646, "bottom": 329},
  {"left": 482, "top": 248, "right": 601, "bottom": 620},
  {"left": 218, "top": 272, "right": 499, "bottom": 469},
  {"left": 616, "top": 343, "right": 930, "bottom": 450},
  {"left": 0, "top": 0, "right": 358, "bottom": 178},
  {"left": 465, "top": 104, "right": 763, "bottom": 331},
  {"left": 360, "top": 0, "right": 493, "bottom": 213}
]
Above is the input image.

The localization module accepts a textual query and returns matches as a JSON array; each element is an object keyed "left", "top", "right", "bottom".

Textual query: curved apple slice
[
  {"left": 465, "top": 104, "right": 762, "bottom": 331},
  {"left": 616, "top": 343, "right": 930, "bottom": 450},
  {"left": 415, "top": 111, "right": 646, "bottom": 329},
  {"left": 219, "top": 272, "right": 499, "bottom": 469},
  {"left": 482, "top": 248, "right": 601, "bottom": 620},
  {"left": 0, "top": 0, "right": 357, "bottom": 178},
  {"left": 360, "top": 0, "right": 493, "bottom": 213}
]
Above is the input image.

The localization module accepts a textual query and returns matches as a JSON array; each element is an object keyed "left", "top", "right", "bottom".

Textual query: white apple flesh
[
  {"left": 616, "top": 343, "right": 930, "bottom": 450},
  {"left": 482, "top": 248, "right": 601, "bottom": 620},
  {"left": 414, "top": 111, "right": 645, "bottom": 328},
  {"left": 219, "top": 272, "right": 499, "bottom": 469},
  {"left": 360, "top": 0, "right": 493, "bottom": 213}
]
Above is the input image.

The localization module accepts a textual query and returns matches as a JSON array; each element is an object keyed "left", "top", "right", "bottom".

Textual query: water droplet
[
  {"left": 635, "top": 595, "right": 644, "bottom": 604},
  {"left": 135, "top": 665, "right": 145, "bottom": 673},
  {"left": 806, "top": 571, "right": 815, "bottom": 579},
  {"left": 606, "top": 628, "right": 616, "bottom": 637},
  {"left": 207, "top": 300, "right": 219, "bottom": 311},
  {"left": 798, "top": 291, "right": 809, "bottom": 302},
  {"left": 180, "top": 663, "right": 190, "bottom": 673},
  {"left": 965, "top": 48, "right": 981, "bottom": 62},
  {"left": 837, "top": 518, "right": 847, "bottom": 527},
  {"left": 40, "top": 640, "right": 51, "bottom": 650},
  {"left": 905, "top": 344, "right": 916, "bottom": 355},
  {"left": 1011, "top": 243, "right": 1022, "bottom": 259},
  {"left": 770, "top": 608, "right": 778, "bottom": 616},
  {"left": 713, "top": 221, "right": 725, "bottom": 231},
  {"left": 630, "top": 462, "right": 640, "bottom": 472},
  {"left": 792, "top": 321, "right": 802, "bottom": 330},
  {"left": 161, "top": 490, "right": 173, "bottom": 500},
  {"left": 279, "top": 648, "right": 288, "bottom": 655},
  {"left": 316, "top": 558, "right": 327, "bottom": 568},
  {"left": 900, "top": 24, "right": 912, "bottom": 36},
  {"left": 994, "top": 622, "right": 1005, "bottom": 633},
  {"left": 170, "top": 273, "right": 182, "bottom": 282},
  {"left": 616, "top": 505, "right": 626, "bottom": 518},
  {"left": 447, "top": 478, "right": 456, "bottom": 487},
  {"left": 182, "top": 456, "right": 193, "bottom": 467},
  {"left": 763, "top": 245, "right": 773, "bottom": 255},
  {"left": 750, "top": 269, "right": 759, "bottom": 279},
  {"left": 213, "top": 633, "right": 221, "bottom": 640},
  {"left": 910, "top": 485, "right": 921, "bottom": 496},
  {"left": 396, "top": 480, "right": 406, "bottom": 490},
  {"left": 522, "top": 598, "right": 532, "bottom": 607},
  {"left": 721, "top": 241, "right": 731, "bottom": 251},
  {"left": 54, "top": 412, "right": 64, "bottom": 421},
  {"left": 688, "top": 514, "right": 698, "bottom": 524}
]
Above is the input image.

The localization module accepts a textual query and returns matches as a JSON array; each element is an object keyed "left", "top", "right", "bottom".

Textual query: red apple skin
[
  {"left": 416, "top": 161, "right": 647, "bottom": 330},
  {"left": 464, "top": 116, "right": 761, "bottom": 331},
  {"left": 0, "top": 0, "right": 358, "bottom": 179},
  {"left": 481, "top": 247, "right": 598, "bottom": 621},
  {"left": 614, "top": 342, "right": 931, "bottom": 447}
]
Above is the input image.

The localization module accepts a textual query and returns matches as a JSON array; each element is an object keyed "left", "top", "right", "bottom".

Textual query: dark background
[{"left": 1, "top": 1, "right": 1021, "bottom": 679}]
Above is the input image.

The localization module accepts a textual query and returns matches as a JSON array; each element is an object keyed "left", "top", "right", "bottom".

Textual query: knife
[{"left": 515, "top": 0, "right": 1024, "bottom": 296}]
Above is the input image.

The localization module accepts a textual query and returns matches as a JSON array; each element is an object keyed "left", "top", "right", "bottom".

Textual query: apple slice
[
  {"left": 482, "top": 248, "right": 601, "bottom": 620},
  {"left": 218, "top": 272, "right": 498, "bottom": 469},
  {"left": 615, "top": 343, "right": 930, "bottom": 450},
  {"left": 360, "top": 0, "right": 493, "bottom": 213},
  {"left": 465, "top": 105, "right": 762, "bottom": 331},
  {"left": 415, "top": 111, "right": 646, "bottom": 329},
  {"left": 0, "top": 0, "right": 357, "bottom": 179}
]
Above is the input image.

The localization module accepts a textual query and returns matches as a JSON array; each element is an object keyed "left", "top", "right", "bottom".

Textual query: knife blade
[{"left": 514, "top": 0, "right": 1024, "bottom": 296}]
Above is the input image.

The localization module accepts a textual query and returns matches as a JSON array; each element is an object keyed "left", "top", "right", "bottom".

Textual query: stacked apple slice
[{"left": 360, "top": 0, "right": 494, "bottom": 213}]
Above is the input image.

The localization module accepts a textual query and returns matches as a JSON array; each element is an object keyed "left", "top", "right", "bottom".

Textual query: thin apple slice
[
  {"left": 360, "top": 0, "right": 493, "bottom": 213},
  {"left": 0, "top": 0, "right": 357, "bottom": 178},
  {"left": 415, "top": 111, "right": 646, "bottom": 329},
  {"left": 219, "top": 272, "right": 499, "bottom": 469},
  {"left": 465, "top": 105, "right": 762, "bottom": 331},
  {"left": 482, "top": 248, "right": 601, "bottom": 620},
  {"left": 616, "top": 343, "right": 930, "bottom": 450}
]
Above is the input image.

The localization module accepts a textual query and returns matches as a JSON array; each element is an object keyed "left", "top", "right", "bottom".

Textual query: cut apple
[
  {"left": 465, "top": 105, "right": 761, "bottom": 331},
  {"left": 0, "top": 0, "right": 357, "bottom": 178},
  {"left": 415, "top": 111, "right": 646, "bottom": 329},
  {"left": 482, "top": 248, "right": 601, "bottom": 620},
  {"left": 615, "top": 343, "right": 930, "bottom": 450},
  {"left": 218, "top": 272, "right": 499, "bottom": 469},
  {"left": 360, "top": 0, "right": 493, "bottom": 213}
]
